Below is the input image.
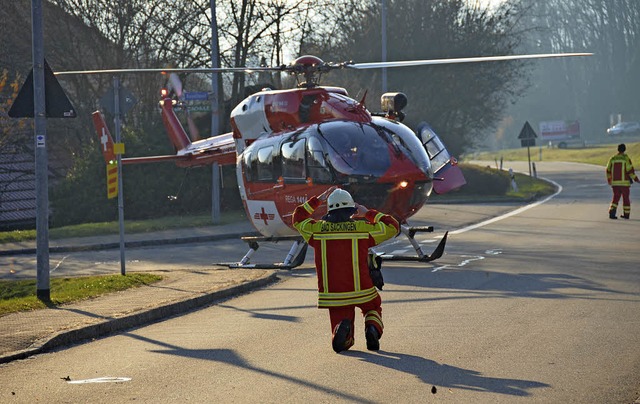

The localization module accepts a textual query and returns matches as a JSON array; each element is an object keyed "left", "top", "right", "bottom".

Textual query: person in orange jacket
[
  {"left": 606, "top": 143, "right": 639, "bottom": 219},
  {"left": 293, "top": 186, "right": 400, "bottom": 353}
]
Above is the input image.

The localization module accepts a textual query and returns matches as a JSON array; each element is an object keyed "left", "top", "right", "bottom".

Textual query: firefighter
[
  {"left": 606, "top": 143, "right": 639, "bottom": 219},
  {"left": 292, "top": 187, "right": 400, "bottom": 353}
]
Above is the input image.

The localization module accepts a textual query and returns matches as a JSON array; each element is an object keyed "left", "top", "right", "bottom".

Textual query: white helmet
[{"left": 327, "top": 189, "right": 355, "bottom": 211}]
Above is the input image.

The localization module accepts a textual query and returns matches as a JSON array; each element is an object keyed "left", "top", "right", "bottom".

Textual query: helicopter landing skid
[
  {"left": 218, "top": 236, "right": 308, "bottom": 270},
  {"left": 379, "top": 225, "right": 448, "bottom": 262}
]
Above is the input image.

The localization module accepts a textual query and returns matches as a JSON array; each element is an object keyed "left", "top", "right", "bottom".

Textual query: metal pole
[
  {"left": 381, "top": 0, "right": 387, "bottom": 93},
  {"left": 212, "top": 163, "right": 220, "bottom": 224},
  {"left": 210, "top": 0, "right": 221, "bottom": 224},
  {"left": 210, "top": 0, "right": 220, "bottom": 136},
  {"left": 113, "top": 76, "right": 126, "bottom": 275},
  {"left": 32, "top": 0, "right": 49, "bottom": 301}
]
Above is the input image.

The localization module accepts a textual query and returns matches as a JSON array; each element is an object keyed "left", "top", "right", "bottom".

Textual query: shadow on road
[
  {"left": 125, "top": 332, "right": 378, "bottom": 404},
  {"left": 385, "top": 265, "right": 636, "bottom": 302},
  {"left": 350, "top": 350, "right": 549, "bottom": 397}
]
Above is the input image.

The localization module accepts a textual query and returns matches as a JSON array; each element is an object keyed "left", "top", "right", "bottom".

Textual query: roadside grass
[
  {"left": 466, "top": 141, "right": 640, "bottom": 167},
  {"left": 0, "top": 210, "right": 247, "bottom": 244},
  {"left": 0, "top": 273, "right": 163, "bottom": 316},
  {"left": 430, "top": 163, "right": 556, "bottom": 202}
]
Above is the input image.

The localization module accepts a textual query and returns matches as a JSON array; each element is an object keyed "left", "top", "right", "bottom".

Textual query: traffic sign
[
  {"left": 100, "top": 85, "right": 137, "bottom": 115},
  {"left": 8, "top": 59, "right": 77, "bottom": 118},
  {"left": 518, "top": 121, "right": 537, "bottom": 147},
  {"left": 107, "top": 163, "right": 118, "bottom": 199},
  {"left": 521, "top": 138, "right": 535, "bottom": 147},
  {"left": 189, "top": 104, "right": 212, "bottom": 112},
  {"left": 184, "top": 91, "right": 209, "bottom": 101}
]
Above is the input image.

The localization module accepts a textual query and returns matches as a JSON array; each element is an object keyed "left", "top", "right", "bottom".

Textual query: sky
[{"left": 472, "top": 0, "right": 506, "bottom": 9}]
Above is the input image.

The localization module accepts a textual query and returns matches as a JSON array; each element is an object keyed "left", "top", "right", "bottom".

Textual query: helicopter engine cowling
[{"left": 230, "top": 86, "right": 370, "bottom": 154}]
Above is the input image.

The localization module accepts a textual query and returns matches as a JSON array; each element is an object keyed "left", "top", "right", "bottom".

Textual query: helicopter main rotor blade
[
  {"left": 345, "top": 52, "right": 593, "bottom": 70},
  {"left": 55, "top": 66, "right": 284, "bottom": 76},
  {"left": 54, "top": 52, "right": 592, "bottom": 77}
]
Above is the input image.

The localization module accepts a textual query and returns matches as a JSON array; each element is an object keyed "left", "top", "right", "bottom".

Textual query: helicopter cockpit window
[
  {"left": 256, "top": 146, "right": 275, "bottom": 181},
  {"left": 319, "top": 121, "right": 391, "bottom": 177},
  {"left": 418, "top": 123, "right": 451, "bottom": 171},
  {"left": 306, "top": 135, "right": 332, "bottom": 183},
  {"left": 281, "top": 138, "right": 306, "bottom": 180}
]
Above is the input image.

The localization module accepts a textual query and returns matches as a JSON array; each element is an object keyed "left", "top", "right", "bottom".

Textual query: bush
[
  {"left": 50, "top": 127, "right": 241, "bottom": 227},
  {"left": 452, "top": 163, "right": 510, "bottom": 196}
]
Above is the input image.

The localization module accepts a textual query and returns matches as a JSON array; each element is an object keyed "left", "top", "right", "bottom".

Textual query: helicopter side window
[
  {"left": 243, "top": 152, "right": 255, "bottom": 182},
  {"left": 256, "top": 146, "right": 275, "bottom": 181},
  {"left": 306, "top": 135, "right": 332, "bottom": 183},
  {"left": 281, "top": 138, "right": 306, "bottom": 181}
]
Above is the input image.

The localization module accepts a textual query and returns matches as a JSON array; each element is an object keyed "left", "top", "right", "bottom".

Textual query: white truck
[{"left": 539, "top": 120, "right": 584, "bottom": 149}]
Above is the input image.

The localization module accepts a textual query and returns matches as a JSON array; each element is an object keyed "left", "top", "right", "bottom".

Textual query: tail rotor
[{"left": 166, "top": 73, "right": 200, "bottom": 140}]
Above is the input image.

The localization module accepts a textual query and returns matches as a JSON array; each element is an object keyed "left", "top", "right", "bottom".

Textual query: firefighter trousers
[
  {"left": 328, "top": 295, "right": 383, "bottom": 348},
  {"left": 610, "top": 186, "right": 631, "bottom": 216}
]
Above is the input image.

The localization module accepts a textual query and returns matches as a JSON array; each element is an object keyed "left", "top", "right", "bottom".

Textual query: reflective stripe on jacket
[
  {"left": 292, "top": 196, "right": 400, "bottom": 308},
  {"left": 606, "top": 153, "right": 638, "bottom": 186}
]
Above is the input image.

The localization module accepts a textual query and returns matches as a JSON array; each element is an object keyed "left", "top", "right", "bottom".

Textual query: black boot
[
  {"left": 609, "top": 210, "right": 617, "bottom": 219},
  {"left": 332, "top": 320, "right": 352, "bottom": 353},
  {"left": 621, "top": 214, "right": 630, "bottom": 219},
  {"left": 365, "top": 325, "right": 380, "bottom": 351}
]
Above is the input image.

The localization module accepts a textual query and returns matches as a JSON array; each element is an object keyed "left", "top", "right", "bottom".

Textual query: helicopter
[{"left": 83, "top": 52, "right": 591, "bottom": 269}]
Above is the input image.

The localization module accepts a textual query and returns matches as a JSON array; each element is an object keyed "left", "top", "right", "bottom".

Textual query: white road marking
[
  {"left": 51, "top": 255, "right": 70, "bottom": 273},
  {"left": 67, "top": 377, "right": 132, "bottom": 384},
  {"left": 432, "top": 255, "right": 485, "bottom": 272},
  {"left": 449, "top": 176, "right": 562, "bottom": 236}
]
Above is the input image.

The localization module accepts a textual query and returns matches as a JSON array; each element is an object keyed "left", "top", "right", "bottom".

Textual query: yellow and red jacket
[
  {"left": 293, "top": 196, "right": 400, "bottom": 308},
  {"left": 606, "top": 153, "right": 638, "bottom": 186}
]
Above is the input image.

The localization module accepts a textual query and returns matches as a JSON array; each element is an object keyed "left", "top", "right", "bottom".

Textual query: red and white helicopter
[{"left": 81, "top": 52, "right": 590, "bottom": 269}]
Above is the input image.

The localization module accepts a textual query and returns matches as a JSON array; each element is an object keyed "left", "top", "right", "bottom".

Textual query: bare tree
[
  {"left": 49, "top": 0, "right": 210, "bottom": 122},
  {"left": 507, "top": 0, "right": 639, "bottom": 142},
  {"left": 310, "top": 0, "right": 529, "bottom": 155},
  {"left": 214, "top": 0, "right": 321, "bottom": 103}
]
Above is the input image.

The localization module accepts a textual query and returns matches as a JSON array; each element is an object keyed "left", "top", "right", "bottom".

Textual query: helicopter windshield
[
  {"left": 374, "top": 119, "right": 433, "bottom": 178},
  {"left": 317, "top": 121, "right": 391, "bottom": 178}
]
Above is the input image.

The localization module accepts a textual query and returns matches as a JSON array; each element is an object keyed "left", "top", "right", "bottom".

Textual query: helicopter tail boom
[
  {"left": 92, "top": 111, "right": 116, "bottom": 164},
  {"left": 160, "top": 97, "right": 192, "bottom": 151}
]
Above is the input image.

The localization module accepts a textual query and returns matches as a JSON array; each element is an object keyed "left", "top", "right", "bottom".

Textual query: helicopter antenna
[{"left": 168, "top": 168, "right": 190, "bottom": 201}]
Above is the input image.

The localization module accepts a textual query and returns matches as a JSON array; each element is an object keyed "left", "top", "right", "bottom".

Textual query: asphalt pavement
[
  {"left": 0, "top": 221, "right": 278, "bottom": 364},
  {"left": 0, "top": 201, "right": 525, "bottom": 365}
]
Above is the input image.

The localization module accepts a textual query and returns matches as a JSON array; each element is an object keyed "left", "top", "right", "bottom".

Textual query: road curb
[
  {"left": 0, "top": 271, "right": 278, "bottom": 364},
  {"left": 0, "top": 231, "right": 261, "bottom": 256}
]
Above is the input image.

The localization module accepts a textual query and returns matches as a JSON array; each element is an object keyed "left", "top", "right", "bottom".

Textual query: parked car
[{"left": 606, "top": 121, "right": 640, "bottom": 136}]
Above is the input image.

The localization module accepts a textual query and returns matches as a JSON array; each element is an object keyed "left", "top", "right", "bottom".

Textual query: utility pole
[
  {"left": 32, "top": 0, "right": 50, "bottom": 301},
  {"left": 113, "top": 76, "right": 126, "bottom": 275},
  {"left": 210, "top": 0, "right": 220, "bottom": 136},
  {"left": 381, "top": 0, "right": 388, "bottom": 93},
  {"left": 210, "top": 0, "right": 221, "bottom": 224}
]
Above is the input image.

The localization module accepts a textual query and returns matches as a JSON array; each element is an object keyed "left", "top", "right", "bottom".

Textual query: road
[{"left": 1, "top": 161, "right": 639, "bottom": 403}]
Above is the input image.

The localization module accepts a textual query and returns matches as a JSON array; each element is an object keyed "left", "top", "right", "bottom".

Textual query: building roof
[{"left": 0, "top": 151, "right": 36, "bottom": 228}]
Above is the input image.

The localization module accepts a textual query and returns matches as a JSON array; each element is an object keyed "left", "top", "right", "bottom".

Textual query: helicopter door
[
  {"left": 417, "top": 122, "right": 466, "bottom": 194},
  {"left": 240, "top": 142, "right": 296, "bottom": 237},
  {"left": 306, "top": 135, "right": 332, "bottom": 184}
]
